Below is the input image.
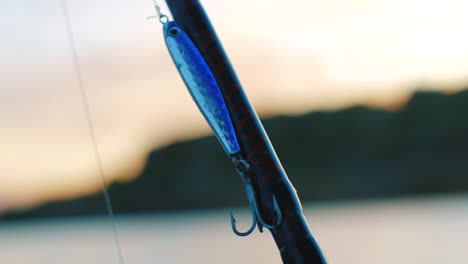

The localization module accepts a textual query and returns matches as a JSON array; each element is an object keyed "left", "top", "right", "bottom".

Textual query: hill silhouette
[{"left": 3, "top": 89, "right": 468, "bottom": 220}]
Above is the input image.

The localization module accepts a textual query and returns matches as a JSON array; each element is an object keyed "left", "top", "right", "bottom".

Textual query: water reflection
[{"left": 1, "top": 194, "right": 467, "bottom": 264}]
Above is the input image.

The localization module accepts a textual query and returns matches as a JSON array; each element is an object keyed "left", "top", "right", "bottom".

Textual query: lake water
[{"left": 1, "top": 194, "right": 467, "bottom": 263}]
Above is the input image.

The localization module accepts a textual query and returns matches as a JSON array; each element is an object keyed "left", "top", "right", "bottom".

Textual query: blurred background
[{"left": 1, "top": 0, "right": 468, "bottom": 263}]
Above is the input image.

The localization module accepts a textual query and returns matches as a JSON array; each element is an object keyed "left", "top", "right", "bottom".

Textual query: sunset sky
[{"left": 1, "top": 0, "right": 468, "bottom": 212}]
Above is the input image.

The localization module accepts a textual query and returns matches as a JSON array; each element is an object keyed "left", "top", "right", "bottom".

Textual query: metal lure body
[{"left": 164, "top": 21, "right": 240, "bottom": 155}]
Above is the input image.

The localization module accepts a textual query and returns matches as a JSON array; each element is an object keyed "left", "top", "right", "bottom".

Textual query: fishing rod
[{"left": 151, "top": 1, "right": 327, "bottom": 263}]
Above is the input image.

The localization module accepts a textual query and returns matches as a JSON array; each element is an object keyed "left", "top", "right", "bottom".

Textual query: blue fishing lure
[{"left": 163, "top": 21, "right": 240, "bottom": 156}]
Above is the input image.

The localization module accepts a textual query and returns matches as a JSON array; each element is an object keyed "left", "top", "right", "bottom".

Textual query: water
[{"left": 1, "top": 194, "right": 467, "bottom": 263}]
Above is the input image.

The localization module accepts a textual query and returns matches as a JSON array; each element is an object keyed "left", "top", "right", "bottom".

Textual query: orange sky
[{"left": 1, "top": 0, "right": 468, "bottom": 212}]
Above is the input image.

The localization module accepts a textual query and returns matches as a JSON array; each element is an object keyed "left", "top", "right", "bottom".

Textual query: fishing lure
[
  {"left": 163, "top": 21, "right": 240, "bottom": 156},
  {"left": 144, "top": 1, "right": 239, "bottom": 157},
  {"left": 150, "top": 2, "right": 281, "bottom": 236}
]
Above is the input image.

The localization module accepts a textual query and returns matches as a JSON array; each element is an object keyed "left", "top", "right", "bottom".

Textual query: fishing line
[
  {"left": 147, "top": 0, "right": 169, "bottom": 23},
  {"left": 59, "top": 1, "right": 125, "bottom": 263}
]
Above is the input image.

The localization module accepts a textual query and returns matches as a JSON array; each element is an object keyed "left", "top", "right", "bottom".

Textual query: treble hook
[
  {"left": 229, "top": 157, "right": 283, "bottom": 236},
  {"left": 230, "top": 195, "right": 282, "bottom": 236}
]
